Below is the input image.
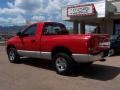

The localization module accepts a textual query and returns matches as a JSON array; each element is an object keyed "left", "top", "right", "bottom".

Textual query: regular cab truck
[{"left": 6, "top": 22, "right": 110, "bottom": 74}]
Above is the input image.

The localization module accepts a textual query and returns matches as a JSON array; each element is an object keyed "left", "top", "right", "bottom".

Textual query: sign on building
[{"left": 67, "top": 4, "right": 95, "bottom": 17}]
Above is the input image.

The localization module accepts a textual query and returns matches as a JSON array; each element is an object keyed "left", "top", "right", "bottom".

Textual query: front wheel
[
  {"left": 53, "top": 53, "right": 74, "bottom": 75},
  {"left": 7, "top": 47, "right": 20, "bottom": 63}
]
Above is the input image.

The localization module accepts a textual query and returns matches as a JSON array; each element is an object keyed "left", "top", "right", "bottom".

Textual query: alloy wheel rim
[
  {"left": 55, "top": 57, "right": 67, "bottom": 72},
  {"left": 9, "top": 50, "right": 15, "bottom": 61}
]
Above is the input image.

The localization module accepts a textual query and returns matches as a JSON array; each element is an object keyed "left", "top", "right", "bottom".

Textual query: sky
[{"left": 0, "top": 0, "right": 96, "bottom": 26}]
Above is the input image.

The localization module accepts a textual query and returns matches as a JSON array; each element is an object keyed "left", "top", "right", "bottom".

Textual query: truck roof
[{"left": 29, "top": 22, "right": 64, "bottom": 25}]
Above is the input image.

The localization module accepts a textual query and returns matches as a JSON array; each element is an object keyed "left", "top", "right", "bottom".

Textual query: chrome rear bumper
[{"left": 72, "top": 53, "right": 104, "bottom": 63}]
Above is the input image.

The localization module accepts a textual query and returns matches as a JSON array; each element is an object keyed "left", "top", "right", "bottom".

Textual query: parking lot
[{"left": 0, "top": 46, "right": 120, "bottom": 90}]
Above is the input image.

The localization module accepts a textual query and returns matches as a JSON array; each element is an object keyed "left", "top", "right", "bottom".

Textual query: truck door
[{"left": 19, "top": 24, "right": 41, "bottom": 58}]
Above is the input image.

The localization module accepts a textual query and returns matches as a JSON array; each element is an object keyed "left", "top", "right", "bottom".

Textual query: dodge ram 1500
[{"left": 6, "top": 22, "right": 110, "bottom": 74}]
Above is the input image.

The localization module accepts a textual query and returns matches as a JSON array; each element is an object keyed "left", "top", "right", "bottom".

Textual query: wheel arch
[
  {"left": 6, "top": 45, "right": 16, "bottom": 53},
  {"left": 51, "top": 46, "right": 72, "bottom": 58}
]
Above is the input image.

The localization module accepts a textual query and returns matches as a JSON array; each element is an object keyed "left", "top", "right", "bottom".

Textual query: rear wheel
[
  {"left": 53, "top": 53, "right": 74, "bottom": 75},
  {"left": 7, "top": 47, "right": 20, "bottom": 63}
]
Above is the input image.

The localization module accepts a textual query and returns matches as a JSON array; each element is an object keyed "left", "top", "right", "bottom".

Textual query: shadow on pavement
[
  {"left": 19, "top": 58, "right": 120, "bottom": 81},
  {"left": 71, "top": 64, "right": 120, "bottom": 81},
  {"left": 20, "top": 58, "right": 54, "bottom": 70}
]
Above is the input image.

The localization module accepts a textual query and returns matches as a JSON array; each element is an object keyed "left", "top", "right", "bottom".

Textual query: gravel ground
[{"left": 0, "top": 46, "right": 120, "bottom": 90}]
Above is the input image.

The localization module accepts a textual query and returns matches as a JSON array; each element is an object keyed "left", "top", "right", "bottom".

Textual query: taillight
[
  {"left": 88, "top": 34, "right": 110, "bottom": 54},
  {"left": 88, "top": 37, "right": 100, "bottom": 54},
  {"left": 99, "top": 38, "right": 110, "bottom": 49}
]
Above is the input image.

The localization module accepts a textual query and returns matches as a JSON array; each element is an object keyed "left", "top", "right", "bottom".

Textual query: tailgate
[
  {"left": 97, "top": 34, "right": 110, "bottom": 50},
  {"left": 89, "top": 34, "right": 110, "bottom": 54}
]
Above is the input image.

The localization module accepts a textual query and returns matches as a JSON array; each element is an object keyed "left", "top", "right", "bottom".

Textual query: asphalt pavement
[{"left": 0, "top": 46, "right": 120, "bottom": 90}]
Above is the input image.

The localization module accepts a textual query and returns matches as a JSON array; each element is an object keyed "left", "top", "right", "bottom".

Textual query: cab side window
[
  {"left": 22, "top": 24, "right": 37, "bottom": 36},
  {"left": 43, "top": 24, "right": 69, "bottom": 35}
]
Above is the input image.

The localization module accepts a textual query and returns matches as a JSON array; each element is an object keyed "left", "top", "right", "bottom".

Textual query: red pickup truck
[{"left": 6, "top": 22, "right": 110, "bottom": 74}]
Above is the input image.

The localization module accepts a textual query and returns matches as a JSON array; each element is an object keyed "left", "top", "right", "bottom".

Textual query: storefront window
[
  {"left": 114, "top": 20, "right": 120, "bottom": 35},
  {"left": 115, "top": 24, "right": 120, "bottom": 35},
  {"left": 85, "top": 25, "right": 100, "bottom": 34}
]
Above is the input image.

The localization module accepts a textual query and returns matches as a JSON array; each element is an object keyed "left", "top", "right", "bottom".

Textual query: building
[{"left": 62, "top": 0, "right": 120, "bottom": 35}]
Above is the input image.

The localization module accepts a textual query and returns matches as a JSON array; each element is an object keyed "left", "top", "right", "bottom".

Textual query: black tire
[
  {"left": 7, "top": 47, "right": 20, "bottom": 63},
  {"left": 53, "top": 53, "right": 74, "bottom": 75}
]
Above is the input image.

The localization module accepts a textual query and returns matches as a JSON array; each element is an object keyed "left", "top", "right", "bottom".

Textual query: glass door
[{"left": 114, "top": 20, "right": 120, "bottom": 35}]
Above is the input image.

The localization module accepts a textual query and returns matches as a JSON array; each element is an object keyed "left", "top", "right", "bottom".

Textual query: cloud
[
  {"left": 7, "top": 2, "right": 14, "bottom": 8},
  {"left": 14, "top": 0, "right": 46, "bottom": 11},
  {"left": 13, "top": 0, "right": 80, "bottom": 18},
  {"left": 0, "top": 0, "right": 81, "bottom": 25},
  {"left": 0, "top": 15, "right": 26, "bottom": 26},
  {"left": 0, "top": 7, "right": 25, "bottom": 16},
  {"left": 67, "top": 0, "right": 80, "bottom": 5},
  {"left": 31, "top": 15, "right": 46, "bottom": 22}
]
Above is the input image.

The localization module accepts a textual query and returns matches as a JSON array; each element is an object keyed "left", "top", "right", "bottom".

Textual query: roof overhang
[{"left": 62, "top": 0, "right": 116, "bottom": 21}]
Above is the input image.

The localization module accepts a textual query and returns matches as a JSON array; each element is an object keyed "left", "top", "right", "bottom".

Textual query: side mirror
[{"left": 16, "top": 32, "right": 22, "bottom": 36}]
